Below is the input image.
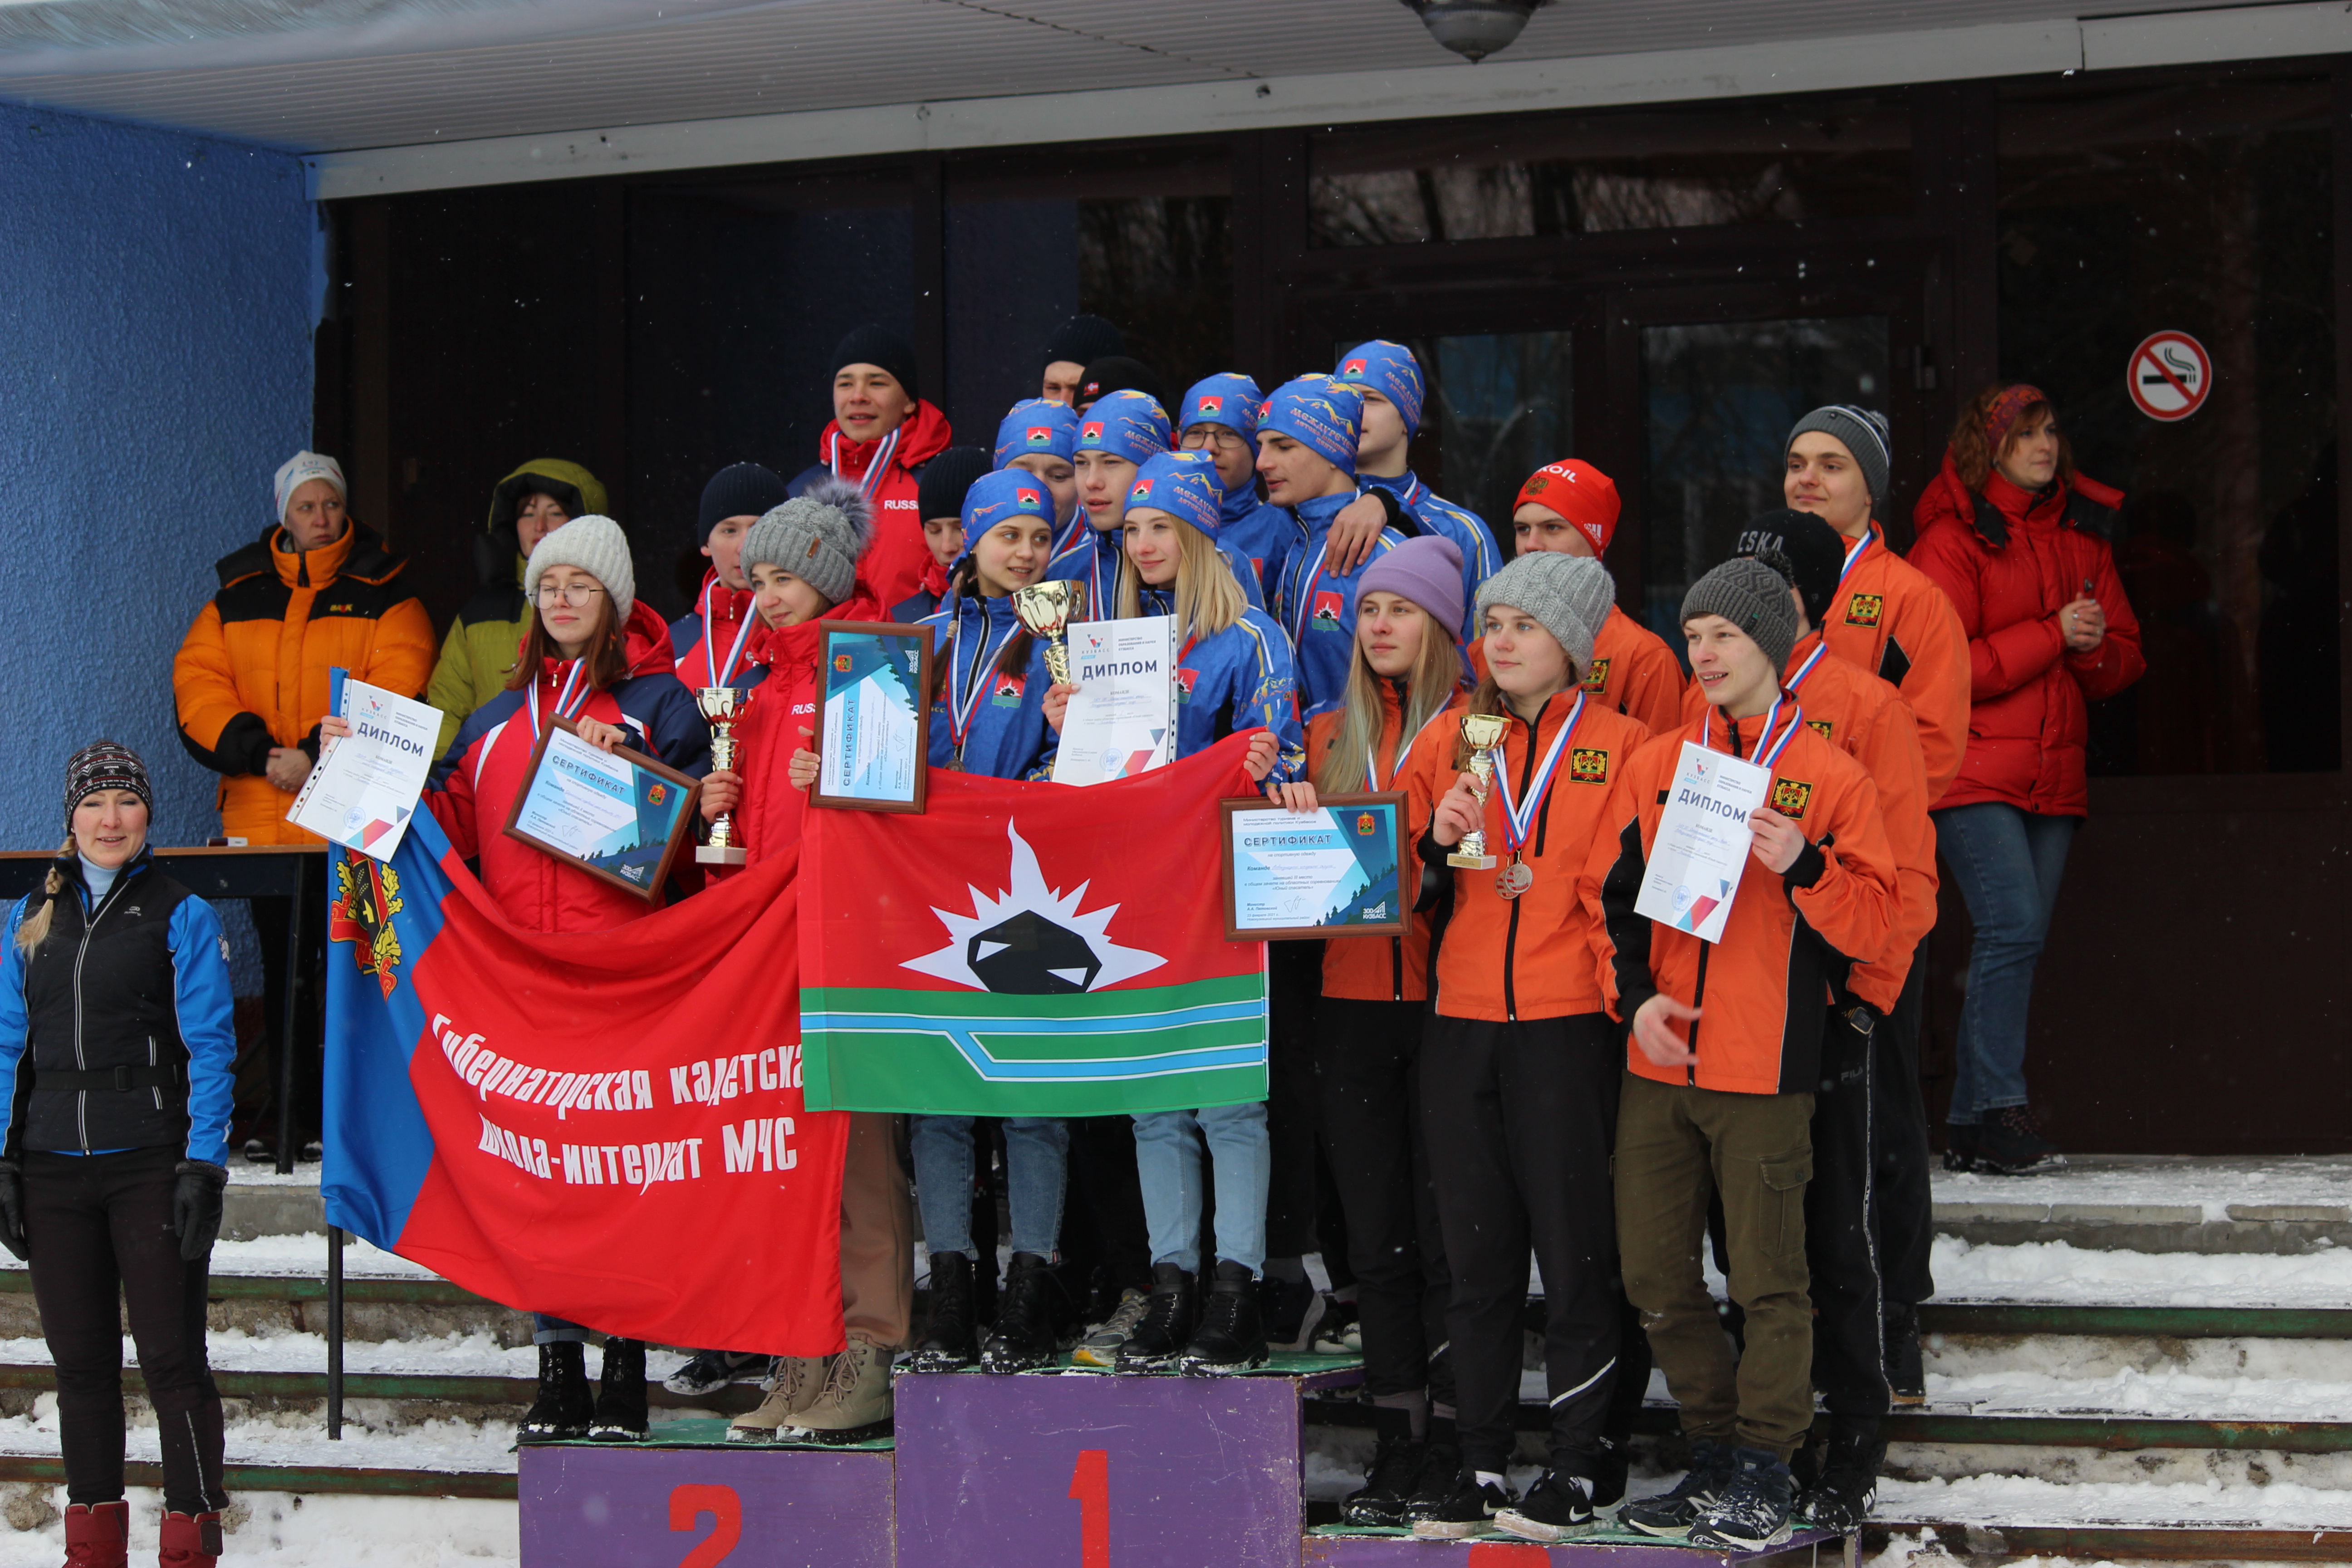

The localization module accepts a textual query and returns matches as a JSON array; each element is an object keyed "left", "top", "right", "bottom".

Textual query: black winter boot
[
  {"left": 518, "top": 1341, "right": 594, "bottom": 1443},
  {"left": 589, "top": 1338, "right": 650, "bottom": 1441},
  {"left": 1114, "top": 1262, "right": 1196, "bottom": 1372},
  {"left": 1180, "top": 1259, "right": 1269, "bottom": 1374},
  {"left": 980, "top": 1252, "right": 1073, "bottom": 1373},
  {"left": 908, "top": 1249, "right": 979, "bottom": 1372},
  {"left": 1797, "top": 1420, "right": 1886, "bottom": 1532}
]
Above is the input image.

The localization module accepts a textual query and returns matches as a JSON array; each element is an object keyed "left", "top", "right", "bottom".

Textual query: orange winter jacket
[
  {"left": 1680, "top": 635, "right": 1935, "bottom": 1013},
  {"left": 174, "top": 522, "right": 436, "bottom": 845},
  {"left": 1822, "top": 522, "right": 1972, "bottom": 804},
  {"left": 1586, "top": 710, "right": 1899, "bottom": 1095},
  {"left": 1418, "top": 691, "right": 1651, "bottom": 1024},
  {"left": 1306, "top": 686, "right": 1463, "bottom": 1004},
  {"left": 1586, "top": 605, "right": 1687, "bottom": 735}
]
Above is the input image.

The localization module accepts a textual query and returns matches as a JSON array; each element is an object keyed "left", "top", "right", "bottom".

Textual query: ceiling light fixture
[{"left": 1399, "top": 0, "right": 1550, "bottom": 63}]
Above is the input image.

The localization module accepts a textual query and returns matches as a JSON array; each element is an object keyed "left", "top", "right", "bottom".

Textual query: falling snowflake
[{"left": 901, "top": 821, "right": 1166, "bottom": 995}]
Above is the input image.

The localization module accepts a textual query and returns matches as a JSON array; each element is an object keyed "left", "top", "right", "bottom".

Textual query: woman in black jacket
[{"left": 0, "top": 742, "right": 239, "bottom": 1568}]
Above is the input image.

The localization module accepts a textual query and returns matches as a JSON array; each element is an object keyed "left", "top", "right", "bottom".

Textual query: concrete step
[{"left": 1933, "top": 1155, "right": 2352, "bottom": 1254}]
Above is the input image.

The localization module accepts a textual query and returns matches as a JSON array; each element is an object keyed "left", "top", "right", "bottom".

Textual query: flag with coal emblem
[{"left": 798, "top": 733, "right": 1269, "bottom": 1115}]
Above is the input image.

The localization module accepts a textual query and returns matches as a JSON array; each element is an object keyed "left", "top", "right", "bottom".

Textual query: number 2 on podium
[
  {"left": 1069, "top": 1449, "right": 1110, "bottom": 1567},
  {"left": 670, "top": 1483, "right": 742, "bottom": 1568}
]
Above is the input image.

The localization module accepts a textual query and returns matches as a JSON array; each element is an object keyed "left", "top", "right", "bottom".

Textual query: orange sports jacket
[
  {"left": 1586, "top": 709, "right": 1900, "bottom": 1095},
  {"left": 1307, "top": 688, "right": 1463, "bottom": 1004},
  {"left": 1586, "top": 605, "right": 1687, "bottom": 735},
  {"left": 174, "top": 521, "right": 436, "bottom": 845},
  {"left": 1415, "top": 690, "right": 1651, "bottom": 1024},
  {"left": 1680, "top": 634, "right": 1935, "bottom": 1013},
  {"left": 1822, "top": 522, "right": 1972, "bottom": 804}
]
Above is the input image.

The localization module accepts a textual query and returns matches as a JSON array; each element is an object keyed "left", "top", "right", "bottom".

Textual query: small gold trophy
[
  {"left": 1013, "top": 580, "right": 1087, "bottom": 685},
  {"left": 1446, "top": 712, "right": 1510, "bottom": 870},
  {"left": 694, "top": 686, "right": 752, "bottom": 866}
]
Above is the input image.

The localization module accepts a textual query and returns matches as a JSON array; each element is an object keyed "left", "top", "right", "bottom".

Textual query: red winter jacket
[
  {"left": 426, "top": 602, "right": 710, "bottom": 933},
  {"left": 811, "top": 402, "right": 952, "bottom": 612},
  {"left": 1909, "top": 456, "right": 2146, "bottom": 816},
  {"left": 703, "top": 591, "right": 886, "bottom": 876}
]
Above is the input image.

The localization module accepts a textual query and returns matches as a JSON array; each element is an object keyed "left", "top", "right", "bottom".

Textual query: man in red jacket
[
  {"left": 791, "top": 325, "right": 951, "bottom": 611},
  {"left": 1908, "top": 386, "right": 2145, "bottom": 1175}
]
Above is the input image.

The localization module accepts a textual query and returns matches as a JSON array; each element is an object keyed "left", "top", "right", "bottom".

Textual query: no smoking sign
[{"left": 2127, "top": 330, "right": 2212, "bottom": 422}]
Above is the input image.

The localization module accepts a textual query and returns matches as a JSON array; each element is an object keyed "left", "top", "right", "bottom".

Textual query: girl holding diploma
[
  {"left": 1405, "top": 552, "right": 1652, "bottom": 1544},
  {"left": 904, "top": 469, "right": 1073, "bottom": 1377},
  {"left": 1038, "top": 449, "right": 1299, "bottom": 1376},
  {"left": 327, "top": 515, "right": 706, "bottom": 1446},
  {"left": 1283, "top": 535, "right": 1470, "bottom": 1527}
]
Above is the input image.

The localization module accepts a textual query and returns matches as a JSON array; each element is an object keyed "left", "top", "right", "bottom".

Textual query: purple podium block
[
  {"left": 893, "top": 1370, "right": 1311, "bottom": 1568},
  {"left": 519, "top": 1442, "right": 895, "bottom": 1568}
]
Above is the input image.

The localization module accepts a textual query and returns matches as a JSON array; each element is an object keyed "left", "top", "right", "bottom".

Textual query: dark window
[
  {"left": 1995, "top": 72, "right": 2336, "bottom": 775},
  {"left": 1310, "top": 94, "right": 1911, "bottom": 248}
]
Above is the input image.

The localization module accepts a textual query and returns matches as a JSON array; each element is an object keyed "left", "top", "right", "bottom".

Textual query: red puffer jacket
[
  {"left": 808, "top": 402, "right": 952, "bottom": 612},
  {"left": 1909, "top": 456, "right": 2146, "bottom": 816},
  {"left": 704, "top": 591, "right": 885, "bottom": 874},
  {"left": 427, "top": 601, "right": 710, "bottom": 932}
]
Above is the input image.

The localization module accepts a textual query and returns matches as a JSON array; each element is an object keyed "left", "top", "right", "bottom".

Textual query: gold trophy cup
[
  {"left": 1446, "top": 712, "right": 1510, "bottom": 870},
  {"left": 694, "top": 686, "right": 753, "bottom": 865},
  {"left": 1013, "top": 580, "right": 1087, "bottom": 686}
]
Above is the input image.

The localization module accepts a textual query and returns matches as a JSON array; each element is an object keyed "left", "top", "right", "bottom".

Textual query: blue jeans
[
  {"left": 1935, "top": 801, "right": 2078, "bottom": 1127},
  {"left": 1133, "top": 1102, "right": 1270, "bottom": 1277},
  {"left": 910, "top": 1115, "right": 1069, "bottom": 1259},
  {"left": 533, "top": 1314, "right": 592, "bottom": 1345}
]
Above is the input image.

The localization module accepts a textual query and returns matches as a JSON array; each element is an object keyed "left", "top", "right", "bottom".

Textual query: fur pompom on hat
[{"left": 745, "top": 476, "right": 874, "bottom": 608}]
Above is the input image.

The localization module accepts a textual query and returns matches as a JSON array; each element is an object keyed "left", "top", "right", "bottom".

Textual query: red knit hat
[
  {"left": 1984, "top": 384, "right": 2048, "bottom": 454},
  {"left": 1514, "top": 460, "right": 1621, "bottom": 556}
]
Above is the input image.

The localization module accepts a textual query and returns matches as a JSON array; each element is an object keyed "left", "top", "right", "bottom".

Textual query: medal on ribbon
[{"left": 1489, "top": 691, "right": 1585, "bottom": 901}]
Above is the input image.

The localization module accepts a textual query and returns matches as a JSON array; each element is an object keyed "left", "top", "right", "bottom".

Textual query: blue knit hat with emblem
[
  {"left": 1335, "top": 341, "right": 1426, "bottom": 439},
  {"left": 1178, "top": 372, "right": 1265, "bottom": 455},
  {"left": 1259, "top": 377, "right": 1364, "bottom": 477},
  {"left": 960, "top": 467, "right": 1055, "bottom": 536},
  {"left": 994, "top": 398, "right": 1080, "bottom": 468},
  {"left": 1125, "top": 451, "right": 1226, "bottom": 542},
  {"left": 1076, "top": 389, "right": 1172, "bottom": 467}
]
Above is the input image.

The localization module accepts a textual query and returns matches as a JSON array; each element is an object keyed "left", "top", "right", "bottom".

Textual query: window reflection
[
  {"left": 1422, "top": 333, "right": 1573, "bottom": 547},
  {"left": 1311, "top": 95, "right": 1910, "bottom": 247},
  {"left": 1078, "top": 196, "right": 1232, "bottom": 403},
  {"left": 1995, "top": 74, "right": 2336, "bottom": 775}
]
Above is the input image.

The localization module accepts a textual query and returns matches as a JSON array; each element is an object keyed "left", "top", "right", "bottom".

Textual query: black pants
[
  {"left": 1875, "top": 963, "right": 1936, "bottom": 1309},
  {"left": 24, "top": 1147, "right": 225, "bottom": 1515},
  {"left": 1266, "top": 943, "right": 1323, "bottom": 1259},
  {"left": 1421, "top": 1013, "right": 1624, "bottom": 1475},
  {"left": 1806, "top": 1006, "right": 1887, "bottom": 1421},
  {"left": 1314, "top": 998, "right": 1451, "bottom": 1404},
  {"left": 1060, "top": 1115, "right": 1150, "bottom": 1295}
]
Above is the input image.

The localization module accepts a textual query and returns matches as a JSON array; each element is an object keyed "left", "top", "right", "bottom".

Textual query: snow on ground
[
  {"left": 0, "top": 1232, "right": 434, "bottom": 1281},
  {"left": 0, "top": 1396, "right": 517, "bottom": 1472},
  {"left": 0, "top": 1490, "right": 515, "bottom": 1567},
  {"left": 1934, "top": 1155, "right": 2352, "bottom": 1216},
  {"left": 1924, "top": 1362, "right": 2352, "bottom": 1421},
  {"left": 0, "top": 1330, "right": 696, "bottom": 1383},
  {"left": 1929, "top": 1236, "right": 2352, "bottom": 1307},
  {"left": 1878, "top": 1472, "right": 2352, "bottom": 1528}
]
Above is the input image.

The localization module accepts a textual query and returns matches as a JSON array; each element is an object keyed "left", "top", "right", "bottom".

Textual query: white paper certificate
[
  {"left": 510, "top": 726, "right": 642, "bottom": 856},
  {"left": 1051, "top": 615, "right": 1177, "bottom": 788},
  {"left": 287, "top": 679, "right": 442, "bottom": 861},
  {"left": 1633, "top": 740, "right": 1773, "bottom": 944}
]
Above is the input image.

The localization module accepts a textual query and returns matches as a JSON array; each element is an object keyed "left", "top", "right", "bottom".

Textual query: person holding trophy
[
  {"left": 904, "top": 469, "right": 1075, "bottom": 1376},
  {"left": 1035, "top": 449, "right": 1303, "bottom": 1375},
  {"left": 1406, "top": 551, "right": 1654, "bottom": 1544},
  {"left": 330, "top": 514, "right": 707, "bottom": 1445}
]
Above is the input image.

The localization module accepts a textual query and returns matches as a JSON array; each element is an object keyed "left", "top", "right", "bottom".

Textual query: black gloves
[
  {"left": 172, "top": 1160, "right": 228, "bottom": 1261},
  {"left": 0, "top": 1161, "right": 24, "bottom": 1261}
]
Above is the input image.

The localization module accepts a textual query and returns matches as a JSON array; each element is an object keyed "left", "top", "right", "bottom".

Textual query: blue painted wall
[{"left": 0, "top": 101, "right": 314, "bottom": 854}]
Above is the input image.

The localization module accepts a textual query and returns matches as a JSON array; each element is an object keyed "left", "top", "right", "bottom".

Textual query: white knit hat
[
  {"left": 525, "top": 515, "right": 636, "bottom": 620},
  {"left": 273, "top": 451, "right": 346, "bottom": 522}
]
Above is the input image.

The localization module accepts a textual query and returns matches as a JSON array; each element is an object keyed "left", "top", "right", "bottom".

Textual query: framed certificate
[
  {"left": 502, "top": 718, "right": 702, "bottom": 902},
  {"left": 812, "top": 622, "right": 933, "bottom": 813},
  {"left": 1220, "top": 792, "right": 1410, "bottom": 941}
]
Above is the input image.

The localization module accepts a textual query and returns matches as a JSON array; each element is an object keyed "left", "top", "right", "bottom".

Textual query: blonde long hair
[
  {"left": 1315, "top": 607, "right": 1467, "bottom": 795},
  {"left": 13, "top": 839, "right": 75, "bottom": 955},
  {"left": 1114, "top": 516, "right": 1244, "bottom": 643}
]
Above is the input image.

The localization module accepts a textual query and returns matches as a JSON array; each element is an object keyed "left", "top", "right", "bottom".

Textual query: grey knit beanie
[
  {"left": 1681, "top": 557, "right": 1799, "bottom": 675},
  {"left": 1475, "top": 552, "right": 1615, "bottom": 678},
  {"left": 745, "top": 476, "right": 873, "bottom": 608},
  {"left": 1787, "top": 405, "right": 1891, "bottom": 505},
  {"left": 525, "top": 514, "right": 636, "bottom": 620}
]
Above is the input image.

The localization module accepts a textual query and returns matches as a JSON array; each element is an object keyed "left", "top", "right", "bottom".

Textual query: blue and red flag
[{"left": 322, "top": 809, "right": 849, "bottom": 1357}]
